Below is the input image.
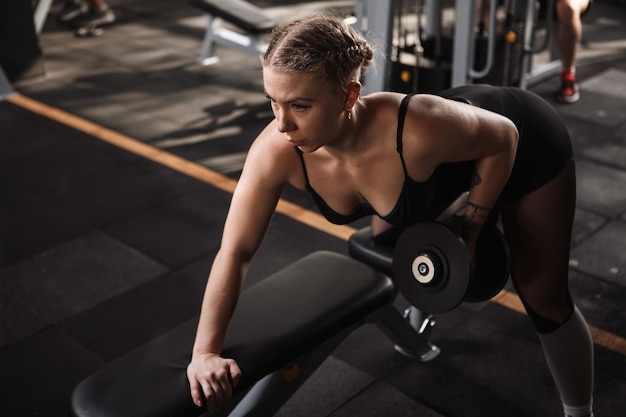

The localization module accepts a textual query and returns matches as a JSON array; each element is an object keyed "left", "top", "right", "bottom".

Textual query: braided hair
[{"left": 262, "top": 14, "right": 374, "bottom": 92}]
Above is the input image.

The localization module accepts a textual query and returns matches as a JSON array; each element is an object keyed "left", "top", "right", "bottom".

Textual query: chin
[{"left": 299, "top": 144, "right": 323, "bottom": 153}]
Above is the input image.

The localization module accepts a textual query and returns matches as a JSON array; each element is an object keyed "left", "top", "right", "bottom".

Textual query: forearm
[
  {"left": 463, "top": 151, "right": 514, "bottom": 238},
  {"left": 192, "top": 250, "right": 248, "bottom": 356}
]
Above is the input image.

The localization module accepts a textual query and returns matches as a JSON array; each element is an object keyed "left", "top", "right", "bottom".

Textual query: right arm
[{"left": 186, "top": 123, "right": 297, "bottom": 412}]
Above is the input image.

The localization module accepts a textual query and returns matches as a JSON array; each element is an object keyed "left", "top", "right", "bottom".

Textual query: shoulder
[
  {"left": 407, "top": 93, "right": 459, "bottom": 118},
  {"left": 356, "top": 92, "right": 460, "bottom": 149},
  {"left": 360, "top": 91, "right": 425, "bottom": 129},
  {"left": 361, "top": 91, "right": 405, "bottom": 112},
  {"left": 244, "top": 120, "right": 304, "bottom": 188},
  {"left": 364, "top": 92, "right": 457, "bottom": 120}
]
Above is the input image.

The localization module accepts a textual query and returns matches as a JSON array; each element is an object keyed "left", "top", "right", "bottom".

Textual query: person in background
[
  {"left": 477, "top": 0, "right": 591, "bottom": 103},
  {"left": 553, "top": 0, "right": 592, "bottom": 103},
  {"left": 57, "top": 0, "right": 115, "bottom": 29}
]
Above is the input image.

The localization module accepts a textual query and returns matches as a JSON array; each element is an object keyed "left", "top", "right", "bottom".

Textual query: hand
[
  {"left": 463, "top": 235, "right": 478, "bottom": 271},
  {"left": 187, "top": 353, "right": 242, "bottom": 412},
  {"left": 445, "top": 216, "right": 480, "bottom": 270}
]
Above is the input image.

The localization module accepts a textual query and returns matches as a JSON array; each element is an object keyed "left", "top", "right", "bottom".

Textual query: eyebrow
[{"left": 264, "top": 92, "right": 315, "bottom": 103}]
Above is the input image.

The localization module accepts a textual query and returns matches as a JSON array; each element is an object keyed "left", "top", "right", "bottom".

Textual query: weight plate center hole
[{"left": 412, "top": 254, "right": 436, "bottom": 284}]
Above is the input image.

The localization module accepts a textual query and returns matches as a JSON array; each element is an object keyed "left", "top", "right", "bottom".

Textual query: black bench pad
[
  {"left": 70, "top": 251, "right": 393, "bottom": 417},
  {"left": 189, "top": 0, "right": 277, "bottom": 34},
  {"left": 348, "top": 227, "right": 395, "bottom": 278}
]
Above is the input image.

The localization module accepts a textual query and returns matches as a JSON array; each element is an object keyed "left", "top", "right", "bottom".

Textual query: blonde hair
[{"left": 262, "top": 14, "right": 374, "bottom": 92}]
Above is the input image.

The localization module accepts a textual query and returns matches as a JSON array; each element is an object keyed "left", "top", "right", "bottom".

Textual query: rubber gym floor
[{"left": 1, "top": 1, "right": 625, "bottom": 416}]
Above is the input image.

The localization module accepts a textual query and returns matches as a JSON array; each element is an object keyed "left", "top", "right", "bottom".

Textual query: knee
[
  {"left": 514, "top": 279, "right": 574, "bottom": 333},
  {"left": 526, "top": 299, "right": 574, "bottom": 333},
  {"left": 556, "top": 0, "right": 583, "bottom": 20}
]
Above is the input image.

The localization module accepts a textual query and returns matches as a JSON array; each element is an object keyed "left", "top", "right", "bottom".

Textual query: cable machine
[{"left": 357, "top": 0, "right": 558, "bottom": 95}]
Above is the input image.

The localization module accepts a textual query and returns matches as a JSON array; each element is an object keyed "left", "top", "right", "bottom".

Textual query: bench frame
[
  {"left": 211, "top": 302, "right": 439, "bottom": 417},
  {"left": 190, "top": 0, "right": 277, "bottom": 65},
  {"left": 197, "top": 13, "right": 271, "bottom": 65}
]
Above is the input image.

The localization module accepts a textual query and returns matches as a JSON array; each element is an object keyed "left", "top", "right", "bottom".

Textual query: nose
[{"left": 275, "top": 108, "right": 295, "bottom": 133}]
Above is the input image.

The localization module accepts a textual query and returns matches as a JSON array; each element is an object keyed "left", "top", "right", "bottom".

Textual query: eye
[
  {"left": 292, "top": 104, "right": 309, "bottom": 111},
  {"left": 268, "top": 100, "right": 279, "bottom": 112}
]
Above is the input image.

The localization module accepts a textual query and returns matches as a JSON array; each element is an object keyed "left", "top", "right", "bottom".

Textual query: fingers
[
  {"left": 228, "top": 359, "right": 242, "bottom": 387},
  {"left": 200, "top": 378, "right": 229, "bottom": 413},
  {"left": 188, "top": 378, "right": 204, "bottom": 408},
  {"left": 188, "top": 357, "right": 241, "bottom": 413}
]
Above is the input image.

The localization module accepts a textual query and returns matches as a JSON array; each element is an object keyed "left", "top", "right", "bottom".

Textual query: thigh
[{"left": 501, "top": 159, "right": 576, "bottom": 323}]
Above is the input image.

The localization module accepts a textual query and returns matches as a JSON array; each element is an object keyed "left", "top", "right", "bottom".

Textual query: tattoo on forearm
[
  {"left": 470, "top": 169, "right": 482, "bottom": 189},
  {"left": 467, "top": 201, "right": 491, "bottom": 212},
  {"left": 460, "top": 218, "right": 482, "bottom": 243},
  {"left": 466, "top": 201, "right": 491, "bottom": 223}
]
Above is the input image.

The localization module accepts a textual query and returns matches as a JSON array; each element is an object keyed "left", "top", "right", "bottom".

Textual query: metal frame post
[
  {"left": 424, "top": 0, "right": 441, "bottom": 39},
  {"left": 1, "top": 66, "right": 15, "bottom": 100},
  {"left": 360, "top": 0, "right": 398, "bottom": 95},
  {"left": 33, "top": 0, "right": 53, "bottom": 35},
  {"left": 451, "top": 0, "right": 476, "bottom": 87}
]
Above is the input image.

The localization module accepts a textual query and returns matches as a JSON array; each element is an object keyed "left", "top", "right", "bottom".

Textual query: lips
[{"left": 287, "top": 138, "right": 306, "bottom": 147}]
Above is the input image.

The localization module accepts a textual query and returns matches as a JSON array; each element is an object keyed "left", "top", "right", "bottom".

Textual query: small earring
[{"left": 346, "top": 108, "right": 352, "bottom": 120}]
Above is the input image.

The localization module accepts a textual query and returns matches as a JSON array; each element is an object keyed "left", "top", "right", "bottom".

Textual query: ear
[{"left": 344, "top": 81, "right": 362, "bottom": 109}]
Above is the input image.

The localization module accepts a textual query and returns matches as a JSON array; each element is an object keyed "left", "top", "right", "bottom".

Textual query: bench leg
[
  {"left": 199, "top": 14, "right": 220, "bottom": 65},
  {"left": 372, "top": 304, "right": 441, "bottom": 362},
  {"left": 197, "top": 14, "right": 269, "bottom": 66},
  {"left": 1, "top": 66, "right": 15, "bottom": 100},
  {"left": 392, "top": 306, "right": 439, "bottom": 360},
  {"left": 222, "top": 324, "right": 359, "bottom": 417}
]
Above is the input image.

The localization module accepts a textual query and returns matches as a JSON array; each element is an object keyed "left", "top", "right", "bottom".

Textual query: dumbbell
[{"left": 392, "top": 220, "right": 511, "bottom": 314}]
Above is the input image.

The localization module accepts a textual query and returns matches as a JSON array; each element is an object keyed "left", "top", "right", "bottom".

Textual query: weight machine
[{"left": 356, "top": 0, "right": 559, "bottom": 95}]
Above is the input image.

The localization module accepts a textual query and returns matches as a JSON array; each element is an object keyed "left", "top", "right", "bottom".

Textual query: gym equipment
[
  {"left": 70, "top": 251, "right": 440, "bottom": 417},
  {"left": 0, "top": 66, "right": 14, "bottom": 101},
  {"left": 393, "top": 221, "right": 511, "bottom": 314},
  {"left": 189, "top": 0, "right": 358, "bottom": 66},
  {"left": 348, "top": 226, "right": 438, "bottom": 359},
  {"left": 189, "top": 0, "right": 277, "bottom": 65},
  {"left": 33, "top": 0, "right": 53, "bottom": 35},
  {"left": 346, "top": 190, "right": 472, "bottom": 354},
  {"left": 0, "top": 0, "right": 45, "bottom": 85},
  {"left": 520, "top": 0, "right": 560, "bottom": 88},
  {"left": 388, "top": 0, "right": 451, "bottom": 94},
  {"left": 360, "top": 0, "right": 561, "bottom": 94}
]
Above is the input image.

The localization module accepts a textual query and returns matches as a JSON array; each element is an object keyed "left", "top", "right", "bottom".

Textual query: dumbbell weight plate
[{"left": 393, "top": 222, "right": 471, "bottom": 314}]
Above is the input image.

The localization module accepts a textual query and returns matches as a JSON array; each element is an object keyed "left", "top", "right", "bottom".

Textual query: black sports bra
[{"left": 295, "top": 95, "right": 474, "bottom": 227}]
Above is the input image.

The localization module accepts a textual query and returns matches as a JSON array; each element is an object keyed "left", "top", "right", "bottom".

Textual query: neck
[{"left": 324, "top": 100, "right": 368, "bottom": 158}]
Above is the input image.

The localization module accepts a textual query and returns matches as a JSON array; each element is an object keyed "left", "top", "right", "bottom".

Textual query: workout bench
[
  {"left": 70, "top": 251, "right": 439, "bottom": 417},
  {"left": 189, "top": 0, "right": 277, "bottom": 65}
]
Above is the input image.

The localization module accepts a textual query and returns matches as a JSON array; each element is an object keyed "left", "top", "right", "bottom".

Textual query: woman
[{"left": 186, "top": 14, "right": 594, "bottom": 417}]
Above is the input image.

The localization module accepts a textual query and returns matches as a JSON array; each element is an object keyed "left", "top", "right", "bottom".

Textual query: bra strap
[
  {"left": 294, "top": 147, "right": 312, "bottom": 190},
  {"left": 396, "top": 94, "right": 415, "bottom": 173}
]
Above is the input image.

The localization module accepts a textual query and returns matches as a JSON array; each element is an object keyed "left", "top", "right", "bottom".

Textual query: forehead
[{"left": 263, "top": 67, "right": 334, "bottom": 101}]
